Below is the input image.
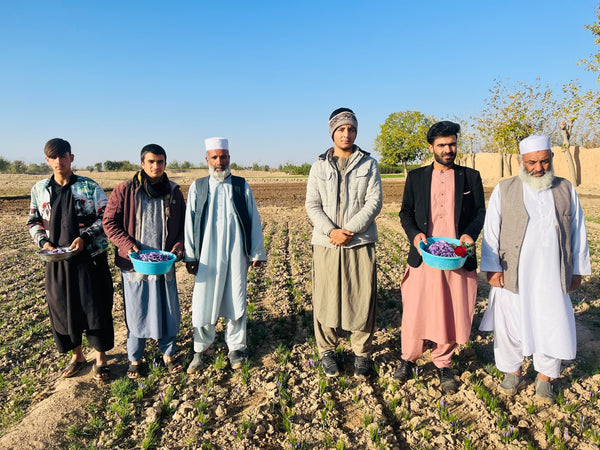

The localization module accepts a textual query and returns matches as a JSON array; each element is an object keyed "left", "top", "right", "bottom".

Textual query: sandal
[
  {"left": 62, "top": 360, "right": 86, "bottom": 378},
  {"left": 164, "top": 357, "right": 182, "bottom": 373},
  {"left": 92, "top": 363, "right": 110, "bottom": 381},
  {"left": 127, "top": 363, "right": 142, "bottom": 379}
]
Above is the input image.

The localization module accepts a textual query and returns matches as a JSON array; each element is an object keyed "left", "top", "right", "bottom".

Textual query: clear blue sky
[{"left": 2, "top": 1, "right": 599, "bottom": 168}]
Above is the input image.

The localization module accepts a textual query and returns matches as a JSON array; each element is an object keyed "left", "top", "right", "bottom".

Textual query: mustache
[{"left": 529, "top": 169, "right": 545, "bottom": 176}]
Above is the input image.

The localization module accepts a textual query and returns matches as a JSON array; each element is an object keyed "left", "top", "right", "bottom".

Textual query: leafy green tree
[
  {"left": 94, "top": 162, "right": 103, "bottom": 172},
  {"left": 475, "top": 78, "right": 551, "bottom": 177},
  {"left": 167, "top": 160, "right": 181, "bottom": 170},
  {"left": 580, "top": 6, "right": 600, "bottom": 81},
  {"left": 26, "top": 163, "right": 50, "bottom": 174},
  {"left": 548, "top": 81, "right": 600, "bottom": 185},
  {"left": 374, "top": 111, "right": 435, "bottom": 177},
  {"left": 0, "top": 156, "right": 10, "bottom": 172},
  {"left": 104, "top": 160, "right": 137, "bottom": 171},
  {"left": 454, "top": 116, "right": 479, "bottom": 169},
  {"left": 10, "top": 160, "right": 27, "bottom": 174},
  {"left": 280, "top": 161, "right": 311, "bottom": 175}
]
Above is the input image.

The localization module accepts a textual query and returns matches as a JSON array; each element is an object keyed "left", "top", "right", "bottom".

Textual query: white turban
[
  {"left": 205, "top": 137, "right": 229, "bottom": 151},
  {"left": 519, "top": 135, "right": 550, "bottom": 154}
]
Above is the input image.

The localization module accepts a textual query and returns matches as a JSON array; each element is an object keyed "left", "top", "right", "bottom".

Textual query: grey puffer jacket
[{"left": 305, "top": 146, "right": 382, "bottom": 249}]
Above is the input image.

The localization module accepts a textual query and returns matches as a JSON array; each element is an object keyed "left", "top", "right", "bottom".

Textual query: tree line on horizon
[{"left": 0, "top": 157, "right": 319, "bottom": 176}]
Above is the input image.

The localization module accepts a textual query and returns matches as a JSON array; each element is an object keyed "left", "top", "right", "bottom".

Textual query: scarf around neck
[{"left": 134, "top": 170, "right": 171, "bottom": 198}]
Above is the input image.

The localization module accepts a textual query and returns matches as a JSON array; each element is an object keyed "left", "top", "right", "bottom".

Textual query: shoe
[
  {"left": 439, "top": 367, "right": 457, "bottom": 394},
  {"left": 498, "top": 373, "right": 525, "bottom": 396},
  {"left": 320, "top": 350, "right": 340, "bottom": 377},
  {"left": 535, "top": 379, "right": 555, "bottom": 404},
  {"left": 354, "top": 356, "right": 372, "bottom": 380},
  {"left": 187, "top": 352, "right": 209, "bottom": 374},
  {"left": 229, "top": 350, "right": 247, "bottom": 370},
  {"left": 393, "top": 358, "right": 416, "bottom": 382}
]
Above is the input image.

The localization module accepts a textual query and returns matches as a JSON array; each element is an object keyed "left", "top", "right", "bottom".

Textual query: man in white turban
[
  {"left": 184, "top": 137, "right": 266, "bottom": 373},
  {"left": 480, "top": 135, "right": 591, "bottom": 404}
]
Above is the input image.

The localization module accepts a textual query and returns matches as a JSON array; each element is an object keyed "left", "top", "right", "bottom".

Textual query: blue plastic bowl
[
  {"left": 130, "top": 250, "right": 176, "bottom": 275},
  {"left": 418, "top": 237, "right": 467, "bottom": 270}
]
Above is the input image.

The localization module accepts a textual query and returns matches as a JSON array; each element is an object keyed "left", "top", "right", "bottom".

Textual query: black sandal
[
  {"left": 92, "top": 363, "right": 110, "bottom": 381},
  {"left": 62, "top": 360, "right": 86, "bottom": 378},
  {"left": 127, "top": 363, "right": 142, "bottom": 379}
]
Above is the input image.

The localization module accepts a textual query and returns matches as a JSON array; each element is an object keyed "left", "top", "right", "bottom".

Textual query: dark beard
[{"left": 434, "top": 152, "right": 456, "bottom": 167}]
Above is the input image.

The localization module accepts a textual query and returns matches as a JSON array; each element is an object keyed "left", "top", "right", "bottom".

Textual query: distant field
[
  {"left": 0, "top": 169, "right": 306, "bottom": 197},
  {"left": 1, "top": 177, "right": 599, "bottom": 448}
]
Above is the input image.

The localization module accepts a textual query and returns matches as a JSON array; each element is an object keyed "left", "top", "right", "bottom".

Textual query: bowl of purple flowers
[
  {"left": 418, "top": 237, "right": 472, "bottom": 270},
  {"left": 36, "top": 247, "right": 76, "bottom": 262},
  {"left": 130, "top": 250, "right": 176, "bottom": 275}
]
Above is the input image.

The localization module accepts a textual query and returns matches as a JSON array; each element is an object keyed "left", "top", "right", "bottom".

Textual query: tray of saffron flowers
[{"left": 36, "top": 247, "right": 76, "bottom": 262}]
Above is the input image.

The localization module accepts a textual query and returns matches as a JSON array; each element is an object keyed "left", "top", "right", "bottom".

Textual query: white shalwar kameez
[
  {"left": 184, "top": 176, "right": 266, "bottom": 353},
  {"left": 480, "top": 181, "right": 591, "bottom": 377}
]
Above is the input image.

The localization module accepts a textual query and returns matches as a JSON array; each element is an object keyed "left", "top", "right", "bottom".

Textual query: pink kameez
[{"left": 400, "top": 169, "right": 477, "bottom": 346}]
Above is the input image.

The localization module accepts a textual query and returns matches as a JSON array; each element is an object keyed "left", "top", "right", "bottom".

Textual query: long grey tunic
[{"left": 122, "top": 193, "right": 180, "bottom": 339}]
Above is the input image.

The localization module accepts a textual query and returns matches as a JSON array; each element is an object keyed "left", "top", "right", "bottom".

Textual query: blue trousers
[{"left": 127, "top": 332, "right": 177, "bottom": 363}]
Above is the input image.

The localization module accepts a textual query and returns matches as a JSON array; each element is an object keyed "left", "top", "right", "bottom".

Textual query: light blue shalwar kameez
[{"left": 184, "top": 176, "right": 266, "bottom": 353}]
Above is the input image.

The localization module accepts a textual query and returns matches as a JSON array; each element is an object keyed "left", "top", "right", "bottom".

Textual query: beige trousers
[{"left": 312, "top": 243, "right": 377, "bottom": 358}]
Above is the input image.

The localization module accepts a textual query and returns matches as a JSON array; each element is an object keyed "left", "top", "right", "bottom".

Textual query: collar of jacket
[
  {"left": 45, "top": 173, "right": 78, "bottom": 191},
  {"left": 318, "top": 145, "right": 370, "bottom": 160}
]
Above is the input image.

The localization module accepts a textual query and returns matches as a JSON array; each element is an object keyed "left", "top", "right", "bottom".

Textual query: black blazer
[{"left": 399, "top": 163, "right": 486, "bottom": 271}]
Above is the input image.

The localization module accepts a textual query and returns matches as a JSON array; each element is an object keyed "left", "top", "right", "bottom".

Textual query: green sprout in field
[
  {"left": 499, "top": 425, "right": 518, "bottom": 444},
  {"left": 318, "top": 378, "right": 329, "bottom": 396},
  {"left": 463, "top": 434, "right": 474, "bottom": 450},
  {"left": 277, "top": 343, "right": 292, "bottom": 365},
  {"left": 368, "top": 424, "right": 381, "bottom": 443},
  {"left": 338, "top": 375, "right": 348, "bottom": 392},
  {"left": 213, "top": 352, "right": 227, "bottom": 370},
  {"left": 236, "top": 416, "right": 253, "bottom": 440},
  {"left": 160, "top": 385, "right": 176, "bottom": 417},
  {"left": 280, "top": 405, "right": 294, "bottom": 433},
  {"left": 352, "top": 388, "right": 361, "bottom": 404},
  {"left": 526, "top": 402, "right": 537, "bottom": 415},
  {"left": 287, "top": 435, "right": 308, "bottom": 449},
  {"left": 239, "top": 358, "right": 251, "bottom": 385},
  {"left": 556, "top": 391, "right": 579, "bottom": 414},
  {"left": 141, "top": 420, "right": 161, "bottom": 450}
]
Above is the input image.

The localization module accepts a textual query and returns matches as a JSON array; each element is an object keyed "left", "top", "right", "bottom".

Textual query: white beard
[
  {"left": 518, "top": 162, "right": 555, "bottom": 191},
  {"left": 209, "top": 165, "right": 231, "bottom": 182}
]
